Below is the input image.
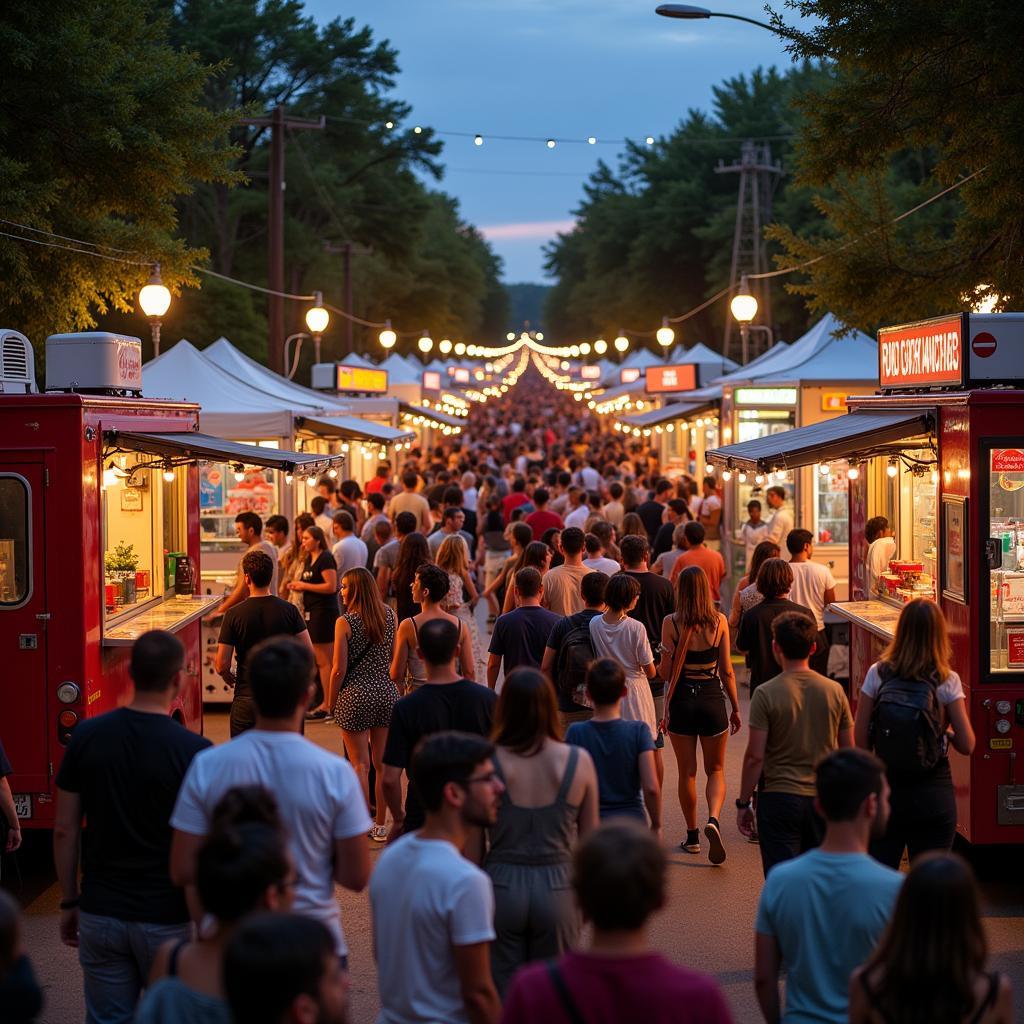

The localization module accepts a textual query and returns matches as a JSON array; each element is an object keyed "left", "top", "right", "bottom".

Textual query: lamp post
[
  {"left": 654, "top": 3, "right": 799, "bottom": 40},
  {"left": 138, "top": 263, "right": 171, "bottom": 358},
  {"left": 283, "top": 293, "right": 330, "bottom": 379},
  {"left": 729, "top": 275, "right": 773, "bottom": 364}
]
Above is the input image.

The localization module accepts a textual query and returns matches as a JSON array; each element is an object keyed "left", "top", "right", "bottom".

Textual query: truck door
[{"left": 0, "top": 465, "right": 47, "bottom": 816}]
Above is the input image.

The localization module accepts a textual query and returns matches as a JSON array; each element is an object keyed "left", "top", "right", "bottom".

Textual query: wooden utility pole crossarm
[{"left": 240, "top": 107, "right": 324, "bottom": 373}]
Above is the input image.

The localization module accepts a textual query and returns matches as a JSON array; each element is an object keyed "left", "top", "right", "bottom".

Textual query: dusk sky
[{"left": 307, "top": 1, "right": 800, "bottom": 283}]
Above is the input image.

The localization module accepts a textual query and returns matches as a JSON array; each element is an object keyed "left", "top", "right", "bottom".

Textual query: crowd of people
[{"left": 0, "top": 369, "right": 1013, "bottom": 1024}]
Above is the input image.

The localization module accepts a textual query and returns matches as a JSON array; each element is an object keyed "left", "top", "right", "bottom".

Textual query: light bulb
[
  {"left": 739, "top": 473, "right": 747, "bottom": 483},
  {"left": 439, "top": 339, "right": 453, "bottom": 354},
  {"left": 164, "top": 467, "right": 177, "bottom": 483},
  {"left": 754, "top": 474, "right": 765, "bottom": 485},
  {"left": 306, "top": 476, "right": 318, "bottom": 488},
  {"left": 305, "top": 294, "right": 329, "bottom": 335},
  {"left": 474, "top": 134, "right": 483, "bottom": 146},
  {"left": 546, "top": 139, "right": 556, "bottom": 149},
  {"left": 418, "top": 332, "right": 433, "bottom": 353},
  {"left": 722, "top": 470, "right": 732, "bottom": 482},
  {"left": 848, "top": 465, "right": 861, "bottom": 480},
  {"left": 931, "top": 469, "right": 939, "bottom": 484},
  {"left": 587, "top": 136, "right": 597, "bottom": 145},
  {"left": 454, "top": 342, "right": 466, "bottom": 356},
  {"left": 656, "top": 320, "right": 675, "bottom": 347},
  {"left": 506, "top": 332, "right": 516, "bottom": 341},
  {"left": 233, "top": 465, "right": 246, "bottom": 482},
  {"left": 570, "top": 344, "right": 580, "bottom": 357},
  {"left": 413, "top": 125, "right": 422, "bottom": 134},
  {"left": 285, "top": 473, "right": 294, "bottom": 485},
  {"left": 817, "top": 463, "right": 829, "bottom": 476},
  {"left": 536, "top": 332, "right": 544, "bottom": 340},
  {"left": 886, "top": 459, "right": 899, "bottom": 478},
  {"left": 579, "top": 342, "right": 591, "bottom": 355},
  {"left": 614, "top": 334, "right": 629, "bottom": 353},
  {"left": 730, "top": 275, "right": 758, "bottom": 324},
  {"left": 705, "top": 464, "right": 715, "bottom": 476},
  {"left": 379, "top": 449, "right": 387, "bottom": 459},
  {"left": 341, "top": 443, "right": 350, "bottom": 453},
  {"left": 378, "top": 323, "right": 397, "bottom": 349},
  {"left": 328, "top": 468, "right": 338, "bottom": 478},
  {"left": 139, "top": 263, "right": 171, "bottom": 318},
  {"left": 594, "top": 339, "right": 607, "bottom": 355},
  {"left": 645, "top": 135, "right": 654, "bottom": 145}
]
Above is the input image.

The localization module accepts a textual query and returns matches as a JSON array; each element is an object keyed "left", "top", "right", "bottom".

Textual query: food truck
[
  {"left": 708, "top": 311, "right": 1024, "bottom": 844},
  {"left": 0, "top": 330, "right": 345, "bottom": 827},
  {"left": 713, "top": 315, "right": 879, "bottom": 597}
]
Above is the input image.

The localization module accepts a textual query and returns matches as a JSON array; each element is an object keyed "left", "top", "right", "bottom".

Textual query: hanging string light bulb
[
  {"left": 656, "top": 318, "right": 675, "bottom": 348},
  {"left": 614, "top": 332, "right": 629, "bottom": 353}
]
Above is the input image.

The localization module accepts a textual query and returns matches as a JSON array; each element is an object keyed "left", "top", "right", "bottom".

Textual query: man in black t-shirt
[
  {"left": 486, "top": 567, "right": 562, "bottom": 687},
  {"left": 217, "top": 550, "right": 312, "bottom": 736},
  {"left": 53, "top": 630, "right": 211, "bottom": 1023},
  {"left": 383, "top": 618, "right": 497, "bottom": 836},
  {"left": 635, "top": 478, "right": 674, "bottom": 545}
]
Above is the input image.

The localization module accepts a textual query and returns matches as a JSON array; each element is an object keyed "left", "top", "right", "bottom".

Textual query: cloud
[{"left": 479, "top": 218, "right": 576, "bottom": 240}]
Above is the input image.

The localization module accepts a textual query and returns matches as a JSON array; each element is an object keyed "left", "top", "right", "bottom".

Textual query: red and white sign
[
  {"left": 993, "top": 449, "right": 1024, "bottom": 472},
  {"left": 422, "top": 371, "right": 441, "bottom": 392},
  {"left": 1007, "top": 628, "right": 1024, "bottom": 670},
  {"left": 620, "top": 368, "right": 641, "bottom": 384},
  {"left": 646, "top": 364, "right": 697, "bottom": 394},
  {"left": 116, "top": 340, "right": 142, "bottom": 388},
  {"left": 878, "top": 315, "right": 963, "bottom": 388},
  {"left": 972, "top": 332, "right": 997, "bottom": 358}
]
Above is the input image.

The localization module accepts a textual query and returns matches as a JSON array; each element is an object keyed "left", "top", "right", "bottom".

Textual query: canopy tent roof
[
  {"left": 376, "top": 353, "right": 423, "bottom": 385},
  {"left": 621, "top": 348, "right": 662, "bottom": 370},
  {"left": 673, "top": 342, "right": 738, "bottom": 370},
  {"left": 708, "top": 340, "right": 788, "bottom": 383},
  {"left": 618, "top": 395, "right": 720, "bottom": 430},
  {"left": 716, "top": 314, "right": 875, "bottom": 385},
  {"left": 706, "top": 410, "right": 934, "bottom": 471},
  {"left": 103, "top": 430, "right": 344, "bottom": 474}
]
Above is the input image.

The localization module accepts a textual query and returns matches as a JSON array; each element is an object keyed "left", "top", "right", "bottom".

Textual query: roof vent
[
  {"left": 0, "top": 330, "right": 38, "bottom": 393},
  {"left": 45, "top": 332, "right": 143, "bottom": 397}
]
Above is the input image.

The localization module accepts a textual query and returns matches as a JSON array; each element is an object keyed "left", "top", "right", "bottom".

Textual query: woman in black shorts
[
  {"left": 286, "top": 525, "right": 338, "bottom": 718},
  {"left": 659, "top": 565, "right": 741, "bottom": 864}
]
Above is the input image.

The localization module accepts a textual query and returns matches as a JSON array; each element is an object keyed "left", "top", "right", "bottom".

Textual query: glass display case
[
  {"left": 199, "top": 442, "right": 281, "bottom": 554},
  {"left": 987, "top": 447, "right": 1024, "bottom": 673}
]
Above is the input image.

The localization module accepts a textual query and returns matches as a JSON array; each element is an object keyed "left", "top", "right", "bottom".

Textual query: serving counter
[
  {"left": 102, "top": 594, "right": 222, "bottom": 647},
  {"left": 828, "top": 600, "right": 900, "bottom": 643}
]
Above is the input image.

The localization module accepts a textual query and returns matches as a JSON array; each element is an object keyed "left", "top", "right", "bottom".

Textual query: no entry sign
[{"left": 972, "top": 332, "right": 997, "bottom": 358}]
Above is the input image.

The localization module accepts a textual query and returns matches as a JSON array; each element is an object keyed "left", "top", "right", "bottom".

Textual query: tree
[
  {"left": 543, "top": 63, "right": 832, "bottom": 351},
  {"left": 767, "top": 0, "right": 1024, "bottom": 328},
  {"left": 0, "top": 0, "right": 238, "bottom": 346}
]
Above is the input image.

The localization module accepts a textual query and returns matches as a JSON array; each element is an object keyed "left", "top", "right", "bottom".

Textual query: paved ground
[{"left": 10, "top": 629, "right": 1024, "bottom": 1022}]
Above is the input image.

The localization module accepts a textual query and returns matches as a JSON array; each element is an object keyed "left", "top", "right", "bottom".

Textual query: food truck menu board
[{"left": 200, "top": 463, "right": 278, "bottom": 549}]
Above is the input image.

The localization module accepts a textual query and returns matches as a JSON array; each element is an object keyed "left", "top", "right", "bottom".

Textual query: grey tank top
[
  {"left": 407, "top": 614, "right": 464, "bottom": 687},
  {"left": 486, "top": 746, "right": 580, "bottom": 866}
]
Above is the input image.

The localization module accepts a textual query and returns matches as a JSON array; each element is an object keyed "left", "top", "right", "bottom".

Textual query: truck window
[{"left": 0, "top": 475, "right": 30, "bottom": 605}]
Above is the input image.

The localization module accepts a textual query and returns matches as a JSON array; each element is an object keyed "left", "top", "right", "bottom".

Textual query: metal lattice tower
[{"left": 715, "top": 141, "right": 784, "bottom": 362}]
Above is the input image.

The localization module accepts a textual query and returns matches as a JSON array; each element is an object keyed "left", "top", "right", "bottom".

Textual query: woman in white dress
[
  {"left": 588, "top": 573, "right": 657, "bottom": 741},
  {"left": 436, "top": 535, "right": 485, "bottom": 676}
]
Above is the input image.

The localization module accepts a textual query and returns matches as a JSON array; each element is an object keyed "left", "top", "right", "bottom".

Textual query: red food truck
[
  {"left": 708, "top": 312, "right": 1024, "bottom": 845},
  {"left": 0, "top": 330, "right": 344, "bottom": 828}
]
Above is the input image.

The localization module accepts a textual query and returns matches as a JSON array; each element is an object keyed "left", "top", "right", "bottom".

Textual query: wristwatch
[{"left": 735, "top": 798, "right": 752, "bottom": 810}]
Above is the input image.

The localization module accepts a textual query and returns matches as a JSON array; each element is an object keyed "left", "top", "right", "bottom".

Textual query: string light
[
  {"left": 474, "top": 134, "right": 483, "bottom": 146},
  {"left": 546, "top": 139, "right": 556, "bottom": 149},
  {"left": 886, "top": 457, "right": 899, "bottom": 478},
  {"left": 656, "top": 319, "right": 675, "bottom": 347},
  {"left": 418, "top": 330, "right": 433, "bottom": 353},
  {"left": 614, "top": 333, "right": 629, "bottom": 353},
  {"left": 594, "top": 339, "right": 607, "bottom": 355},
  {"left": 439, "top": 339, "right": 453, "bottom": 354}
]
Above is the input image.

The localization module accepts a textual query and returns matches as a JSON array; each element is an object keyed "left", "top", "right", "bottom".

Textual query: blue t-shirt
[
  {"left": 565, "top": 718, "right": 653, "bottom": 820},
  {"left": 755, "top": 850, "right": 903, "bottom": 1023},
  {"left": 488, "top": 605, "right": 562, "bottom": 674}
]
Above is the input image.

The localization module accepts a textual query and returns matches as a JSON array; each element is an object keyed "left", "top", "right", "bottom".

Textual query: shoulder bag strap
[{"left": 545, "top": 960, "right": 588, "bottom": 1024}]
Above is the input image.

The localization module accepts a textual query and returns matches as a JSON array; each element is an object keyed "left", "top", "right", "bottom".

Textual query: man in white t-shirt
[
  {"left": 698, "top": 476, "right": 723, "bottom": 551},
  {"left": 738, "top": 499, "right": 770, "bottom": 570},
  {"left": 764, "top": 485, "right": 795, "bottom": 556},
  {"left": 564, "top": 490, "right": 590, "bottom": 530},
  {"left": 785, "top": 529, "right": 837, "bottom": 677},
  {"left": 331, "top": 511, "right": 368, "bottom": 579},
  {"left": 865, "top": 515, "right": 898, "bottom": 596},
  {"left": 371, "top": 731, "right": 503, "bottom": 1024},
  {"left": 170, "top": 637, "right": 371, "bottom": 959}
]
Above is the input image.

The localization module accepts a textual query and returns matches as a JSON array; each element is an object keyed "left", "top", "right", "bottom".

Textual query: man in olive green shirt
[{"left": 736, "top": 611, "right": 853, "bottom": 876}]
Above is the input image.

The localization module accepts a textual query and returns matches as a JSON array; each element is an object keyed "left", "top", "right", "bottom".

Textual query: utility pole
[
  {"left": 716, "top": 141, "right": 783, "bottom": 362},
  {"left": 323, "top": 240, "right": 372, "bottom": 360},
  {"left": 240, "top": 107, "right": 324, "bottom": 373}
]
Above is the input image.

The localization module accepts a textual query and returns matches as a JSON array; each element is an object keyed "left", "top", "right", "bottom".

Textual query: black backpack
[
  {"left": 554, "top": 616, "right": 596, "bottom": 707},
  {"left": 868, "top": 666, "right": 944, "bottom": 778}
]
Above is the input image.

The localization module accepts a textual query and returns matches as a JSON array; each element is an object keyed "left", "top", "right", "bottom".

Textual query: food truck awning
[
  {"left": 295, "top": 416, "right": 415, "bottom": 444},
  {"left": 398, "top": 402, "right": 465, "bottom": 429},
  {"left": 619, "top": 395, "right": 720, "bottom": 429},
  {"left": 706, "top": 410, "right": 934, "bottom": 471},
  {"left": 103, "top": 431, "right": 346, "bottom": 474}
]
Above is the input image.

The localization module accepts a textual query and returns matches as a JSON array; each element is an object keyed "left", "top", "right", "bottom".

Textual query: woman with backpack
[{"left": 853, "top": 599, "right": 975, "bottom": 867}]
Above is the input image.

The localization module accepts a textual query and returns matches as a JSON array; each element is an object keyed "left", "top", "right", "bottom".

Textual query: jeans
[
  {"left": 78, "top": 912, "right": 192, "bottom": 1024},
  {"left": 756, "top": 792, "right": 824, "bottom": 877},
  {"left": 229, "top": 686, "right": 256, "bottom": 737}
]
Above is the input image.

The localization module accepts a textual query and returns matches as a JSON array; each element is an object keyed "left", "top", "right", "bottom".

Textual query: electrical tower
[{"left": 715, "top": 141, "right": 784, "bottom": 362}]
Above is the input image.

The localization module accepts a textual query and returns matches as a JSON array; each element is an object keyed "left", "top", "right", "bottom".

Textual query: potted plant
[{"left": 105, "top": 542, "right": 140, "bottom": 605}]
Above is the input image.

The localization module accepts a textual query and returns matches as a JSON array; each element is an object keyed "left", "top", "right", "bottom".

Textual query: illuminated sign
[
  {"left": 646, "top": 364, "right": 696, "bottom": 394},
  {"left": 335, "top": 365, "right": 388, "bottom": 393},
  {"left": 422, "top": 371, "right": 441, "bottom": 391},
  {"left": 878, "top": 315, "right": 963, "bottom": 389},
  {"left": 734, "top": 387, "right": 798, "bottom": 406},
  {"left": 620, "top": 368, "right": 641, "bottom": 384},
  {"left": 580, "top": 365, "right": 601, "bottom": 380},
  {"left": 820, "top": 391, "right": 848, "bottom": 412},
  {"left": 449, "top": 367, "right": 470, "bottom": 384},
  {"left": 993, "top": 449, "right": 1024, "bottom": 472}
]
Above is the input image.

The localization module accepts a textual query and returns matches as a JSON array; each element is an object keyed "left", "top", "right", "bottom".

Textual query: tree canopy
[
  {"left": 766, "top": 0, "right": 1024, "bottom": 328},
  {"left": 543, "top": 63, "right": 832, "bottom": 353}
]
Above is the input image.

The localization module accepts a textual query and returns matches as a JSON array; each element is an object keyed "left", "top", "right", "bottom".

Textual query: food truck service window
[
  {"left": 102, "top": 457, "right": 186, "bottom": 620},
  {"left": 815, "top": 460, "right": 850, "bottom": 545},
  {"left": 200, "top": 442, "right": 281, "bottom": 553},
  {"left": 985, "top": 446, "right": 1024, "bottom": 674},
  {"left": 0, "top": 476, "right": 31, "bottom": 606}
]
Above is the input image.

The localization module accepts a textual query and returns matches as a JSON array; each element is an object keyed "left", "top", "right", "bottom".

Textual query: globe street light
[
  {"left": 304, "top": 291, "right": 330, "bottom": 363},
  {"left": 138, "top": 263, "right": 171, "bottom": 357},
  {"left": 729, "top": 275, "right": 773, "bottom": 364}
]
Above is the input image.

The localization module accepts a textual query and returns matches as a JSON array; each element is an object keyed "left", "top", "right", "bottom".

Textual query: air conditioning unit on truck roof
[
  {"left": 44, "top": 332, "right": 143, "bottom": 397},
  {"left": 0, "top": 330, "right": 38, "bottom": 393}
]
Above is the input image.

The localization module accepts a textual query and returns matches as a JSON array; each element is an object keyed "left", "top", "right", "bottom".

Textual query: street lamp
[
  {"left": 305, "top": 291, "right": 330, "bottom": 363},
  {"left": 138, "top": 263, "right": 171, "bottom": 357},
  {"left": 654, "top": 4, "right": 797, "bottom": 39},
  {"left": 729, "top": 275, "right": 773, "bottom": 365}
]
